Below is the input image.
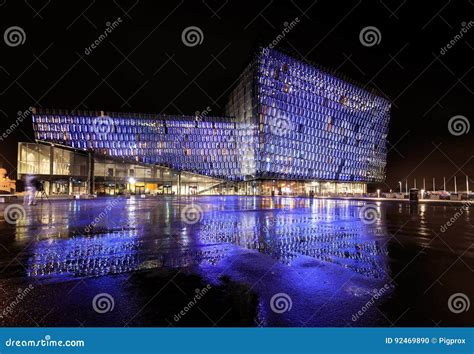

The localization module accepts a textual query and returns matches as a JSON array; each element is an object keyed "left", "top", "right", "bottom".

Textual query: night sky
[{"left": 0, "top": 0, "right": 472, "bottom": 191}]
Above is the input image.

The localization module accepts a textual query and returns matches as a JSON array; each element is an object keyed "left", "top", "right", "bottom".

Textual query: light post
[
  {"left": 466, "top": 175, "right": 469, "bottom": 196},
  {"left": 377, "top": 189, "right": 380, "bottom": 198},
  {"left": 398, "top": 181, "right": 402, "bottom": 193}
]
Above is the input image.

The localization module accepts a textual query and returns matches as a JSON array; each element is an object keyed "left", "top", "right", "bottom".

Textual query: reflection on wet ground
[{"left": 0, "top": 196, "right": 472, "bottom": 327}]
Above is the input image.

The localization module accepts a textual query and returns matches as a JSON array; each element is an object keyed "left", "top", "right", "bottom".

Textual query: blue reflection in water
[
  {"left": 199, "top": 199, "right": 388, "bottom": 278},
  {"left": 26, "top": 198, "right": 389, "bottom": 280}
]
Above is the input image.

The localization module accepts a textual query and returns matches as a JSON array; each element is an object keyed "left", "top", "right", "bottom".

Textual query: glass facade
[
  {"left": 27, "top": 49, "right": 390, "bottom": 194},
  {"left": 225, "top": 48, "right": 391, "bottom": 183},
  {"left": 18, "top": 142, "right": 223, "bottom": 196}
]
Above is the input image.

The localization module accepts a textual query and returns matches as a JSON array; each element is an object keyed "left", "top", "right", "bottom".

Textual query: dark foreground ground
[{"left": 0, "top": 196, "right": 472, "bottom": 326}]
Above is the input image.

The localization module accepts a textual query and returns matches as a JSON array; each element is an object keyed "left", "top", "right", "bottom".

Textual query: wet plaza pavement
[{"left": 0, "top": 196, "right": 472, "bottom": 327}]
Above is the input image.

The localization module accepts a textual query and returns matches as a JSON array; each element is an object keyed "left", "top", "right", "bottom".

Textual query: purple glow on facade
[{"left": 32, "top": 49, "right": 391, "bottom": 183}]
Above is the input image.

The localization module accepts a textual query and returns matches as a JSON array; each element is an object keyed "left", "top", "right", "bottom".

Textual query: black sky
[{"left": 0, "top": 0, "right": 472, "bottom": 191}]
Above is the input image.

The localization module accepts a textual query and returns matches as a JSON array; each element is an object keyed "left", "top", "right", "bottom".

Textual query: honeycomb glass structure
[
  {"left": 226, "top": 48, "right": 391, "bottom": 183},
  {"left": 30, "top": 49, "right": 391, "bottom": 190}
]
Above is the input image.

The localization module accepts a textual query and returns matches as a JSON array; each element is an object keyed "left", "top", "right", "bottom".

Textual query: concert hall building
[{"left": 17, "top": 49, "right": 391, "bottom": 196}]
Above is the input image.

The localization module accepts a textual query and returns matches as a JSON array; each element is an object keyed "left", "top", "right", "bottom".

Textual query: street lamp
[
  {"left": 377, "top": 189, "right": 380, "bottom": 198},
  {"left": 398, "top": 181, "right": 402, "bottom": 193}
]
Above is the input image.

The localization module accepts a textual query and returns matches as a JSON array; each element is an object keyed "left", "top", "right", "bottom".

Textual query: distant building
[
  {"left": 18, "top": 49, "right": 391, "bottom": 196},
  {"left": 0, "top": 168, "right": 16, "bottom": 194}
]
